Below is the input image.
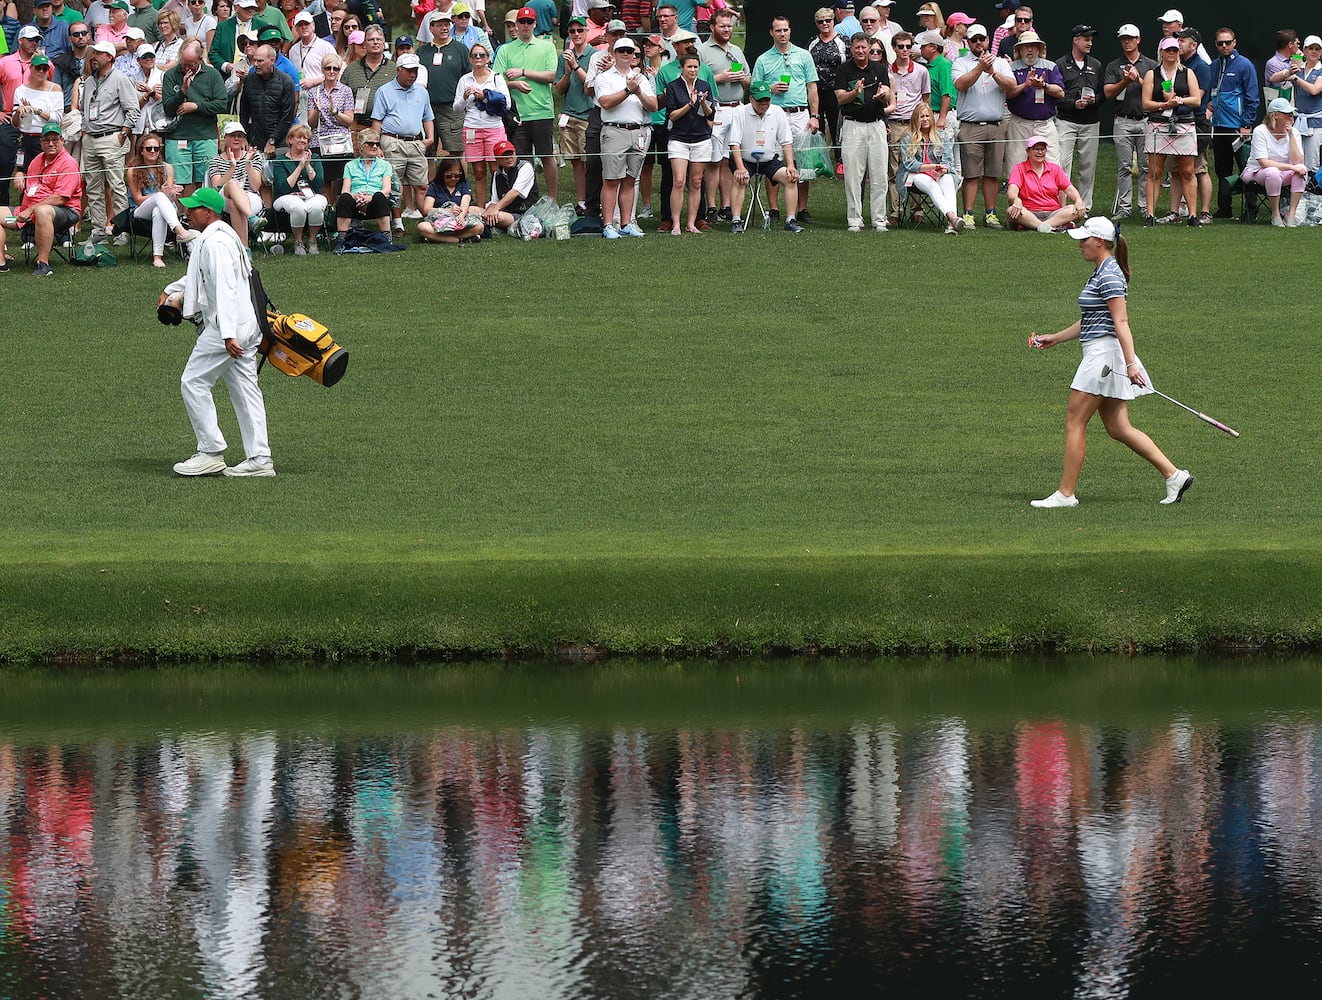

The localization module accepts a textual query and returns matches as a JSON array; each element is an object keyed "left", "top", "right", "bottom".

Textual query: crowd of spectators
[{"left": 3, "top": 0, "right": 1320, "bottom": 274}]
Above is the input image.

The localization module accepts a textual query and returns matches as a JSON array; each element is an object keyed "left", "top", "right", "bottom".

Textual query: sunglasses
[
  {"left": 71, "top": 28, "right": 90, "bottom": 35},
  {"left": 894, "top": 43, "right": 911, "bottom": 49},
  {"left": 324, "top": 65, "right": 341, "bottom": 70},
  {"left": 443, "top": 172, "right": 462, "bottom": 177},
  {"left": 471, "top": 51, "right": 488, "bottom": 57},
  {"left": 1015, "top": 16, "right": 1033, "bottom": 23},
  {"left": 569, "top": 25, "right": 585, "bottom": 31},
  {"left": 815, "top": 18, "right": 832, "bottom": 23},
  {"left": 142, "top": 144, "right": 162, "bottom": 151},
  {"left": 363, "top": 140, "right": 381, "bottom": 147},
  {"left": 861, "top": 18, "right": 879, "bottom": 23},
  {"left": 517, "top": 17, "right": 535, "bottom": 23},
  {"left": 1216, "top": 39, "right": 1235, "bottom": 45}
]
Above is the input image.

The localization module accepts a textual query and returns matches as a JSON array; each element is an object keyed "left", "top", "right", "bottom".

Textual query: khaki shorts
[
  {"left": 433, "top": 106, "right": 466, "bottom": 155},
  {"left": 559, "top": 115, "right": 588, "bottom": 160},
  {"left": 381, "top": 135, "right": 429, "bottom": 186},
  {"left": 957, "top": 121, "right": 1007, "bottom": 179},
  {"left": 1193, "top": 148, "right": 1208, "bottom": 175},
  {"left": 601, "top": 123, "right": 646, "bottom": 179}
]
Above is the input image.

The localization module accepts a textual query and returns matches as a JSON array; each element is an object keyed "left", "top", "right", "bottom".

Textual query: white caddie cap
[{"left": 1069, "top": 217, "right": 1117, "bottom": 242}]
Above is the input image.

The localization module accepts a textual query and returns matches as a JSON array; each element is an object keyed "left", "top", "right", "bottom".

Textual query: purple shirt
[{"left": 1006, "top": 60, "right": 1062, "bottom": 120}]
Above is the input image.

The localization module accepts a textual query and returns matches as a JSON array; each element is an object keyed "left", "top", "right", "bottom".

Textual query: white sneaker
[
  {"left": 1030, "top": 490, "right": 1079, "bottom": 508},
  {"left": 173, "top": 452, "right": 226, "bottom": 476},
  {"left": 1160, "top": 469, "right": 1192, "bottom": 504},
  {"left": 873, "top": 222, "right": 888, "bottom": 233},
  {"left": 1286, "top": 213, "right": 1301, "bottom": 228},
  {"left": 223, "top": 457, "right": 276, "bottom": 478},
  {"left": 847, "top": 224, "right": 862, "bottom": 233},
  {"left": 293, "top": 241, "right": 307, "bottom": 256},
  {"left": 401, "top": 207, "right": 422, "bottom": 219},
  {"left": 392, "top": 219, "right": 405, "bottom": 233},
  {"left": 636, "top": 205, "right": 654, "bottom": 219}
]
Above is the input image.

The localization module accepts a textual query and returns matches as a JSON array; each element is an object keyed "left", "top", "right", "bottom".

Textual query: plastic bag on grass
[{"left": 794, "top": 129, "right": 833, "bottom": 182}]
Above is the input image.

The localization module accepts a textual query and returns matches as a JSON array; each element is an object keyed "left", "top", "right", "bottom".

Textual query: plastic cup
[
  {"left": 780, "top": 74, "right": 791, "bottom": 84},
  {"left": 1162, "top": 79, "right": 1173, "bottom": 93},
  {"left": 730, "top": 61, "right": 741, "bottom": 72}
]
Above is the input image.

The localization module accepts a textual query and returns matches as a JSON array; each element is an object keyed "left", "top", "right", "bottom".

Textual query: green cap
[
  {"left": 750, "top": 80, "right": 772, "bottom": 100},
  {"left": 258, "top": 25, "right": 284, "bottom": 42},
  {"left": 31, "top": 53, "right": 51, "bottom": 68},
  {"left": 108, "top": 0, "right": 130, "bottom": 10},
  {"left": 180, "top": 187, "right": 226, "bottom": 214},
  {"left": 41, "top": 120, "right": 63, "bottom": 136}
]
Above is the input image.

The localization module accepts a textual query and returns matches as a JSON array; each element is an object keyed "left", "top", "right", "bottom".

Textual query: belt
[
  {"left": 961, "top": 120, "right": 1002, "bottom": 126},
  {"left": 85, "top": 129, "right": 124, "bottom": 137},
  {"left": 1116, "top": 113, "right": 1144, "bottom": 120},
  {"left": 783, "top": 105, "right": 808, "bottom": 113},
  {"left": 842, "top": 115, "right": 884, "bottom": 124},
  {"left": 381, "top": 132, "right": 423, "bottom": 141},
  {"left": 718, "top": 100, "right": 742, "bottom": 107},
  {"left": 604, "top": 122, "right": 643, "bottom": 130}
]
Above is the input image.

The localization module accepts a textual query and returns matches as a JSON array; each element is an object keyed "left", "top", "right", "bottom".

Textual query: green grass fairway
[{"left": 3, "top": 150, "right": 1319, "bottom": 660}]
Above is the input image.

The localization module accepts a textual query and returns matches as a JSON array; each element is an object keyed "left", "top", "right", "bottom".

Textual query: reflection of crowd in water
[{"left": 0, "top": 717, "right": 1320, "bottom": 994}]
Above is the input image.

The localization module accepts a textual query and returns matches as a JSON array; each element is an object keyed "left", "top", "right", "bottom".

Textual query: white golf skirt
[{"left": 1071, "top": 337, "right": 1155, "bottom": 399}]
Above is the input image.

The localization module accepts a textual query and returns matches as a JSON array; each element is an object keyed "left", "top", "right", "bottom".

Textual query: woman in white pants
[
  {"left": 897, "top": 104, "right": 965, "bottom": 234},
  {"left": 270, "top": 125, "right": 330, "bottom": 254},
  {"left": 114, "top": 133, "right": 194, "bottom": 267}
]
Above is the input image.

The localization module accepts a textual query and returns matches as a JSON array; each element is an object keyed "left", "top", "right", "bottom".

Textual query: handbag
[{"left": 320, "top": 135, "right": 354, "bottom": 156}]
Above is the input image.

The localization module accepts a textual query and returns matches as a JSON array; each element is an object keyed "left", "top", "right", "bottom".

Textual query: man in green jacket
[{"left": 162, "top": 39, "right": 229, "bottom": 195}]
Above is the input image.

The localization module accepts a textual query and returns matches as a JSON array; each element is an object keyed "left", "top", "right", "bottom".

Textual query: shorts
[
  {"left": 510, "top": 117, "right": 554, "bottom": 159},
  {"left": 709, "top": 110, "right": 736, "bottom": 160},
  {"left": 559, "top": 115, "right": 588, "bottom": 159},
  {"left": 1145, "top": 120, "right": 1196, "bottom": 158},
  {"left": 736, "top": 155, "right": 786, "bottom": 180},
  {"left": 380, "top": 135, "right": 429, "bottom": 186},
  {"left": 601, "top": 123, "right": 646, "bottom": 179},
  {"left": 433, "top": 106, "right": 466, "bottom": 154},
  {"left": 667, "top": 137, "right": 713, "bottom": 163},
  {"left": 645, "top": 122, "right": 666, "bottom": 166},
  {"left": 1071, "top": 337, "right": 1154, "bottom": 400},
  {"left": 956, "top": 121, "right": 1005, "bottom": 178},
  {"left": 463, "top": 125, "right": 506, "bottom": 162},
  {"left": 164, "top": 136, "right": 219, "bottom": 185},
  {"left": 1193, "top": 148, "right": 1208, "bottom": 175}
]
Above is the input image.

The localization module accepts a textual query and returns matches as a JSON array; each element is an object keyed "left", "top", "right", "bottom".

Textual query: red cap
[
  {"left": 516, "top": 6, "right": 536, "bottom": 19},
  {"left": 493, "top": 139, "right": 516, "bottom": 155}
]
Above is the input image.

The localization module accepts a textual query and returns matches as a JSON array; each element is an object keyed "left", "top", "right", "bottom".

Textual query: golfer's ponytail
[{"left": 1113, "top": 232, "right": 1131, "bottom": 282}]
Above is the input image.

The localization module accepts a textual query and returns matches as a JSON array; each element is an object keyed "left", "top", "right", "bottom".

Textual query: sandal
[{"left": 153, "top": 256, "right": 166, "bottom": 267}]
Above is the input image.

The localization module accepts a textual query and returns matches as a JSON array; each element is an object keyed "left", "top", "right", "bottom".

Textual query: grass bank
[{"left": 2, "top": 148, "right": 1318, "bottom": 660}]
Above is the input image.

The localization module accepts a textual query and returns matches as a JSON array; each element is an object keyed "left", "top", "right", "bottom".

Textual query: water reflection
[{"left": 1, "top": 666, "right": 1321, "bottom": 998}]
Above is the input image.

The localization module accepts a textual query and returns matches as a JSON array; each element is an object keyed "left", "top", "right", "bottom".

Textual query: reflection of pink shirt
[{"left": 1010, "top": 158, "right": 1069, "bottom": 214}]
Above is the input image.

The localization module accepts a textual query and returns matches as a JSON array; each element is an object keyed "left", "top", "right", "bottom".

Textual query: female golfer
[{"left": 1028, "top": 217, "right": 1192, "bottom": 508}]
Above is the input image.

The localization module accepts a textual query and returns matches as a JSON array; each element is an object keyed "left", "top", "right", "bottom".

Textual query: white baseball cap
[
  {"left": 914, "top": 30, "right": 944, "bottom": 47},
  {"left": 124, "top": 26, "right": 146, "bottom": 40},
  {"left": 18, "top": 24, "right": 42, "bottom": 39},
  {"left": 1117, "top": 23, "right": 1140, "bottom": 38},
  {"left": 91, "top": 40, "right": 118, "bottom": 55},
  {"left": 223, "top": 120, "right": 247, "bottom": 135},
  {"left": 966, "top": 23, "right": 988, "bottom": 38},
  {"left": 292, "top": 10, "right": 314, "bottom": 24},
  {"left": 1068, "top": 216, "right": 1117, "bottom": 242},
  {"left": 1158, "top": 9, "right": 1183, "bottom": 22},
  {"left": 396, "top": 52, "right": 420, "bottom": 69},
  {"left": 1304, "top": 35, "right": 1322, "bottom": 48}
]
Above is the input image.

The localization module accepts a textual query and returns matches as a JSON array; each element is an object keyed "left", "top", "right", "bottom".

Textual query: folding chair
[
  {"left": 899, "top": 183, "right": 943, "bottom": 230},
  {"left": 1228, "top": 142, "right": 1270, "bottom": 223},
  {"left": 110, "top": 206, "right": 184, "bottom": 263},
  {"left": 737, "top": 154, "right": 773, "bottom": 233},
  {"left": 20, "top": 222, "right": 76, "bottom": 265}
]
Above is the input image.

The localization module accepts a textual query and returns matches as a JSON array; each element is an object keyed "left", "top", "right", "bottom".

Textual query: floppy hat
[{"left": 1013, "top": 30, "right": 1045, "bottom": 49}]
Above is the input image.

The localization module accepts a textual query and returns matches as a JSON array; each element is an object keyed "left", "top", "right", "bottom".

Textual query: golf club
[{"left": 1100, "top": 366, "right": 1241, "bottom": 438}]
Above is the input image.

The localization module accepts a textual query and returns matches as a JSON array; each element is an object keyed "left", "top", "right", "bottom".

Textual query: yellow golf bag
[{"left": 259, "top": 310, "right": 349, "bottom": 387}]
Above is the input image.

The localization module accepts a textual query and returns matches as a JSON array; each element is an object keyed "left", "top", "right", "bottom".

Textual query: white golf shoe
[
  {"left": 223, "top": 457, "right": 276, "bottom": 478},
  {"left": 173, "top": 452, "right": 227, "bottom": 476},
  {"left": 1030, "top": 490, "right": 1079, "bottom": 508},
  {"left": 1160, "top": 469, "right": 1193, "bottom": 504}
]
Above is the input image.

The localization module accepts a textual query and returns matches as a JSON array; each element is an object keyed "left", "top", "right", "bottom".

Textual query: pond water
[{"left": 2, "top": 658, "right": 1321, "bottom": 999}]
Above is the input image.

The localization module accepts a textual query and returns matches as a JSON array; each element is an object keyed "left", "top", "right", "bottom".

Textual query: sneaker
[
  {"left": 873, "top": 222, "right": 888, "bottom": 233},
  {"left": 307, "top": 241, "right": 319, "bottom": 255},
  {"left": 953, "top": 215, "right": 966, "bottom": 232},
  {"left": 730, "top": 218, "right": 745, "bottom": 234},
  {"left": 961, "top": 212, "right": 976, "bottom": 229},
  {"left": 173, "top": 452, "right": 226, "bottom": 476},
  {"left": 1142, "top": 215, "right": 1156, "bottom": 227},
  {"left": 333, "top": 237, "right": 346, "bottom": 254},
  {"left": 769, "top": 209, "right": 780, "bottom": 223},
  {"left": 247, "top": 214, "right": 267, "bottom": 237},
  {"left": 1198, "top": 212, "right": 1214, "bottom": 226},
  {"left": 392, "top": 219, "right": 405, "bottom": 233},
  {"left": 783, "top": 218, "right": 804, "bottom": 233},
  {"left": 1154, "top": 211, "right": 1180, "bottom": 225},
  {"left": 847, "top": 224, "right": 862, "bottom": 233},
  {"left": 32, "top": 261, "right": 53, "bottom": 277},
  {"left": 1036, "top": 222, "right": 1053, "bottom": 233},
  {"left": 717, "top": 207, "right": 732, "bottom": 222},
  {"left": 1160, "top": 469, "right": 1193, "bottom": 505},
  {"left": 636, "top": 205, "right": 654, "bottom": 219},
  {"left": 176, "top": 228, "right": 201, "bottom": 243},
  {"left": 1271, "top": 215, "right": 1285, "bottom": 227},
  {"left": 113, "top": 232, "right": 129, "bottom": 246},
  {"left": 798, "top": 210, "right": 815, "bottom": 224},
  {"left": 401, "top": 207, "right": 423, "bottom": 219},
  {"left": 1186, "top": 214, "right": 1204, "bottom": 228},
  {"left": 293, "top": 241, "right": 307, "bottom": 255},
  {"left": 621, "top": 222, "right": 645, "bottom": 237},
  {"left": 603, "top": 223, "right": 621, "bottom": 239},
  {"left": 705, "top": 206, "right": 718, "bottom": 223},
  {"left": 983, "top": 212, "right": 1004, "bottom": 230},
  {"left": 1030, "top": 490, "right": 1079, "bottom": 509},
  {"left": 223, "top": 457, "right": 276, "bottom": 478}
]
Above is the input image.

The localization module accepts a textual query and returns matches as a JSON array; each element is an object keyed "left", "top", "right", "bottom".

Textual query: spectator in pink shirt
[{"left": 1006, "top": 135, "right": 1085, "bottom": 231}]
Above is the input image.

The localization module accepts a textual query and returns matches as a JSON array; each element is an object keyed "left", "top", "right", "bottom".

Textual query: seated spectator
[
  {"left": 333, "top": 128, "right": 393, "bottom": 252},
  {"left": 897, "top": 103, "right": 964, "bottom": 234},
  {"left": 727, "top": 80, "right": 804, "bottom": 233},
  {"left": 481, "top": 138, "right": 537, "bottom": 233},
  {"left": 270, "top": 124, "right": 328, "bottom": 254},
  {"left": 112, "top": 131, "right": 193, "bottom": 267},
  {"left": 12, "top": 54, "right": 65, "bottom": 167},
  {"left": 1242, "top": 97, "right": 1309, "bottom": 226},
  {"left": 1006, "top": 135, "right": 1085, "bottom": 231},
  {"left": 206, "top": 119, "right": 266, "bottom": 244},
  {"left": 452, "top": 42, "right": 508, "bottom": 207},
  {"left": 0, "top": 122, "right": 82, "bottom": 277},
  {"left": 417, "top": 157, "right": 485, "bottom": 243}
]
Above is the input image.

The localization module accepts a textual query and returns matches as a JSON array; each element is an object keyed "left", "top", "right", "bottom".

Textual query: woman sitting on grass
[
  {"left": 417, "top": 158, "right": 485, "bottom": 244},
  {"left": 1006, "top": 136, "right": 1086, "bottom": 232},
  {"left": 110, "top": 132, "right": 194, "bottom": 267},
  {"left": 332, "top": 129, "right": 393, "bottom": 252},
  {"left": 897, "top": 103, "right": 964, "bottom": 234}
]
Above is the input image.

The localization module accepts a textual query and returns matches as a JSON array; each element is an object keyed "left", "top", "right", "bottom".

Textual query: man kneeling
[{"left": 728, "top": 80, "right": 804, "bottom": 233}]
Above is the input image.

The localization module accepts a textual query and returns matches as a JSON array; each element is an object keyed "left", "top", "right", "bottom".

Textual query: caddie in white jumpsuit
[{"left": 160, "top": 187, "right": 275, "bottom": 478}]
